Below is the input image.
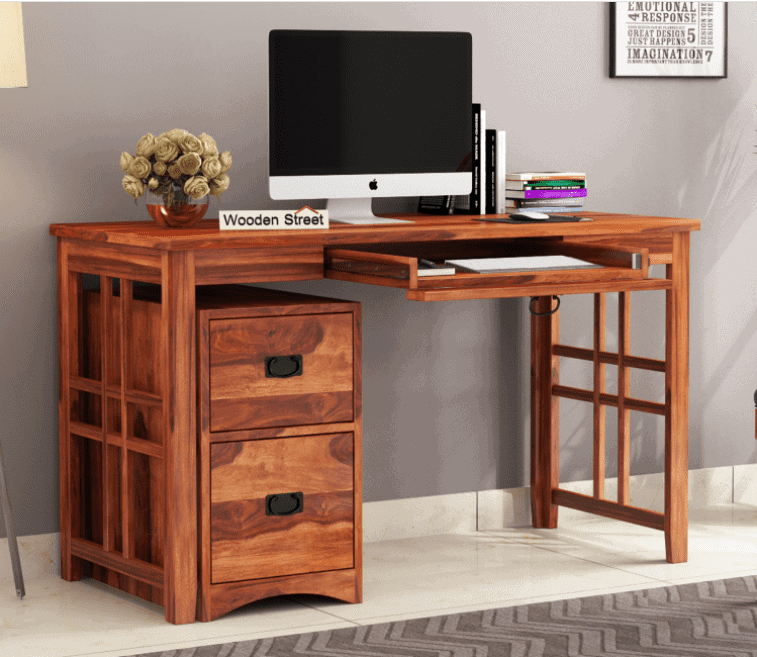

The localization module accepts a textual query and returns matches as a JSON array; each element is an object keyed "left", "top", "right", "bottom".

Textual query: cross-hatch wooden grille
[
  {"left": 550, "top": 291, "right": 667, "bottom": 531},
  {"left": 66, "top": 274, "right": 166, "bottom": 601}
]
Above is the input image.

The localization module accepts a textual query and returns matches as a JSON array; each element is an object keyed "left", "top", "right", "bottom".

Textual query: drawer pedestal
[{"left": 197, "top": 286, "right": 362, "bottom": 622}]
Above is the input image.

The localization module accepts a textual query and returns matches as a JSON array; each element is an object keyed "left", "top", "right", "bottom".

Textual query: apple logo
[{"left": 369, "top": 179, "right": 378, "bottom": 191}]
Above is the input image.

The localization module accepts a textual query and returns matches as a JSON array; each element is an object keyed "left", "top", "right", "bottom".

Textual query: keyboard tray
[{"left": 325, "top": 239, "right": 671, "bottom": 301}]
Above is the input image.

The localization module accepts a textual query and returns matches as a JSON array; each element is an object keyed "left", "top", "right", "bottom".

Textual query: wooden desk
[{"left": 50, "top": 211, "right": 700, "bottom": 624}]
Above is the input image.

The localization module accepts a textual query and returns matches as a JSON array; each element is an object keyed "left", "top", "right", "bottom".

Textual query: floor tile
[{"left": 3, "top": 503, "right": 757, "bottom": 657}]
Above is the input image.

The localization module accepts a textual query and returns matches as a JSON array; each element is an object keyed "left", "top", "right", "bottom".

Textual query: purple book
[{"left": 506, "top": 189, "right": 588, "bottom": 199}]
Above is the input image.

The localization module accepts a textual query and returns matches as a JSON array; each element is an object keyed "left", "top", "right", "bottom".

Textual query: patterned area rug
[{"left": 130, "top": 576, "right": 757, "bottom": 656}]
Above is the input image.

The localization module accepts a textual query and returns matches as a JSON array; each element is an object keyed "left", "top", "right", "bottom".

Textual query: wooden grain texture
[
  {"left": 49, "top": 212, "right": 700, "bottom": 251},
  {"left": 210, "top": 433, "right": 354, "bottom": 583},
  {"left": 71, "top": 537, "right": 164, "bottom": 587},
  {"left": 101, "top": 277, "right": 115, "bottom": 553},
  {"left": 352, "top": 304, "right": 363, "bottom": 604},
  {"left": 53, "top": 212, "right": 697, "bottom": 622},
  {"left": 203, "top": 569, "right": 360, "bottom": 622},
  {"left": 161, "top": 250, "right": 197, "bottom": 624},
  {"left": 617, "top": 292, "right": 631, "bottom": 505},
  {"left": 209, "top": 313, "right": 354, "bottom": 431},
  {"left": 552, "top": 384, "right": 666, "bottom": 416},
  {"left": 195, "top": 246, "right": 323, "bottom": 285},
  {"left": 593, "top": 294, "right": 606, "bottom": 499},
  {"left": 406, "top": 277, "right": 671, "bottom": 302},
  {"left": 552, "top": 489, "right": 664, "bottom": 531},
  {"left": 66, "top": 240, "right": 163, "bottom": 284},
  {"left": 665, "top": 232, "right": 689, "bottom": 563},
  {"left": 58, "top": 240, "right": 75, "bottom": 581},
  {"left": 530, "top": 296, "right": 560, "bottom": 529},
  {"left": 552, "top": 344, "right": 666, "bottom": 372},
  {"left": 195, "top": 287, "right": 362, "bottom": 622}
]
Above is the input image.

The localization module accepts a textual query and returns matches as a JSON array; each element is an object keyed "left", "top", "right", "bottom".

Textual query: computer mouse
[{"left": 509, "top": 211, "right": 551, "bottom": 221}]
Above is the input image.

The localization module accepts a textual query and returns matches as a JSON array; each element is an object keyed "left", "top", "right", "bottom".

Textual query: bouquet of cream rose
[{"left": 121, "top": 129, "right": 231, "bottom": 207}]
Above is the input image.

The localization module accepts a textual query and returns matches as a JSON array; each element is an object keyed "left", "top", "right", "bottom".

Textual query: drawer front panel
[
  {"left": 209, "top": 313, "right": 354, "bottom": 431},
  {"left": 210, "top": 433, "right": 354, "bottom": 583}
]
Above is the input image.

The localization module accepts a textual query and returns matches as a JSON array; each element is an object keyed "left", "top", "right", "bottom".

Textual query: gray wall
[{"left": 2, "top": 2, "right": 756, "bottom": 538}]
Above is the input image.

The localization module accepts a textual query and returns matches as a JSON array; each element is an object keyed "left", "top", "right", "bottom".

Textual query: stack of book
[{"left": 504, "top": 172, "right": 586, "bottom": 214}]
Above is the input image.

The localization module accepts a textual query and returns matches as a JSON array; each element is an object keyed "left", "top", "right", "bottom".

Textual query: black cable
[{"left": 529, "top": 295, "right": 561, "bottom": 316}]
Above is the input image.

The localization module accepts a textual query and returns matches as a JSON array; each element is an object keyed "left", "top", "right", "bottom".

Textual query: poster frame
[{"left": 610, "top": 2, "right": 728, "bottom": 79}]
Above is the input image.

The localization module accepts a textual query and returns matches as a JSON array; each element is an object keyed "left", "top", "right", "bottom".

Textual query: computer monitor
[{"left": 268, "top": 29, "right": 473, "bottom": 225}]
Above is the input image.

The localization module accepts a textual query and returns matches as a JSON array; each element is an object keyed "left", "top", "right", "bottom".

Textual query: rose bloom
[
  {"left": 201, "top": 156, "right": 222, "bottom": 179},
  {"left": 209, "top": 173, "right": 230, "bottom": 197},
  {"left": 135, "top": 133, "right": 157, "bottom": 159},
  {"left": 120, "top": 152, "right": 134, "bottom": 173},
  {"left": 167, "top": 163, "right": 182, "bottom": 179},
  {"left": 130, "top": 156, "right": 152, "bottom": 179},
  {"left": 219, "top": 151, "right": 232, "bottom": 173},
  {"left": 198, "top": 132, "right": 218, "bottom": 158},
  {"left": 148, "top": 177, "right": 160, "bottom": 191},
  {"left": 184, "top": 175, "right": 210, "bottom": 200},
  {"left": 178, "top": 152, "right": 202, "bottom": 176},
  {"left": 164, "top": 128, "right": 188, "bottom": 144},
  {"left": 122, "top": 175, "right": 145, "bottom": 199},
  {"left": 154, "top": 137, "right": 180, "bottom": 163},
  {"left": 153, "top": 161, "right": 167, "bottom": 176},
  {"left": 179, "top": 133, "right": 203, "bottom": 154}
]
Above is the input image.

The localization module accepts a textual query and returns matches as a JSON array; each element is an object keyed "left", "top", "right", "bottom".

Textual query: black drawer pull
[
  {"left": 265, "top": 355, "right": 303, "bottom": 378},
  {"left": 266, "top": 492, "right": 304, "bottom": 516}
]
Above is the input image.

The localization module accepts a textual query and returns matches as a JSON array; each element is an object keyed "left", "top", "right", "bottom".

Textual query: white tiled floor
[{"left": 3, "top": 504, "right": 757, "bottom": 657}]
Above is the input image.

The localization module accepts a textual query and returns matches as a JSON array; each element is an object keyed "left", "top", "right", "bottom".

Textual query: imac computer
[{"left": 268, "top": 30, "right": 473, "bottom": 225}]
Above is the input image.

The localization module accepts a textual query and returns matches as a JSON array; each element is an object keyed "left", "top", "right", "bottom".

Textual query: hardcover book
[
  {"left": 506, "top": 188, "right": 587, "bottom": 200},
  {"left": 505, "top": 198, "right": 583, "bottom": 207},
  {"left": 506, "top": 180, "right": 585, "bottom": 190},
  {"left": 486, "top": 129, "right": 506, "bottom": 214},
  {"left": 506, "top": 172, "right": 586, "bottom": 181},
  {"left": 455, "top": 104, "right": 485, "bottom": 215},
  {"left": 418, "top": 195, "right": 456, "bottom": 214}
]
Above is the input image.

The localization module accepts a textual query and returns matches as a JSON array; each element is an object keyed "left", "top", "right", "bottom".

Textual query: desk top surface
[{"left": 50, "top": 212, "right": 700, "bottom": 252}]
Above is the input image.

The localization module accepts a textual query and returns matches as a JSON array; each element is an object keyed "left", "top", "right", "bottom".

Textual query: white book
[
  {"left": 444, "top": 255, "right": 600, "bottom": 274},
  {"left": 478, "top": 109, "right": 486, "bottom": 214}
]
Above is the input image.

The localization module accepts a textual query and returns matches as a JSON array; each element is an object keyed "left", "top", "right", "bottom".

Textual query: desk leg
[
  {"left": 57, "top": 240, "right": 85, "bottom": 582},
  {"left": 665, "top": 233, "right": 689, "bottom": 563},
  {"left": 162, "top": 251, "right": 197, "bottom": 624},
  {"left": 531, "top": 296, "right": 560, "bottom": 528}
]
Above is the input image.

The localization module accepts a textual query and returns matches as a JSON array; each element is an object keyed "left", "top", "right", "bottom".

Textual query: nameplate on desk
[{"left": 220, "top": 207, "right": 329, "bottom": 230}]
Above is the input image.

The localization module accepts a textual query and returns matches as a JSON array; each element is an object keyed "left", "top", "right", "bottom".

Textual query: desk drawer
[
  {"left": 208, "top": 312, "right": 354, "bottom": 432},
  {"left": 210, "top": 433, "right": 355, "bottom": 584},
  {"left": 325, "top": 239, "right": 671, "bottom": 301}
]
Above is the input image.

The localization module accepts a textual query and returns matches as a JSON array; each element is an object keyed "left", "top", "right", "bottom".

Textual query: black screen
[{"left": 269, "top": 30, "right": 472, "bottom": 177}]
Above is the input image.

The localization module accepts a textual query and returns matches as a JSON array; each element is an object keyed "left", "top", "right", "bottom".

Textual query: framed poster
[{"left": 610, "top": 2, "right": 727, "bottom": 78}]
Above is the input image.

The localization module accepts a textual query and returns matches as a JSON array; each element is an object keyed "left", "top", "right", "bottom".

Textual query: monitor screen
[{"left": 268, "top": 29, "right": 472, "bottom": 223}]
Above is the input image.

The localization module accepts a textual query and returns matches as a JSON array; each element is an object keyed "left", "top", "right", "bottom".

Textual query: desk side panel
[{"left": 195, "top": 247, "right": 323, "bottom": 285}]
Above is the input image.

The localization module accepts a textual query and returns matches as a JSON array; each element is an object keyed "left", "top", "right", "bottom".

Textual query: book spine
[
  {"left": 495, "top": 130, "right": 506, "bottom": 214},
  {"left": 477, "top": 109, "right": 485, "bottom": 214},
  {"left": 507, "top": 183, "right": 586, "bottom": 190},
  {"left": 514, "top": 206, "right": 585, "bottom": 213},
  {"left": 505, "top": 173, "right": 586, "bottom": 181},
  {"left": 506, "top": 198, "right": 583, "bottom": 207},
  {"left": 455, "top": 103, "right": 481, "bottom": 215},
  {"left": 486, "top": 129, "right": 496, "bottom": 214},
  {"left": 418, "top": 195, "right": 454, "bottom": 214},
  {"left": 507, "top": 188, "right": 588, "bottom": 200}
]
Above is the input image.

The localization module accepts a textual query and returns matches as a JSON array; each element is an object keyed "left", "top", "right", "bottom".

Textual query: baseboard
[{"left": 3, "top": 464, "right": 754, "bottom": 581}]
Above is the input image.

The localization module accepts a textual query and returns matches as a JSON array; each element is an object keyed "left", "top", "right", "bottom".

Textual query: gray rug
[{"left": 129, "top": 575, "right": 757, "bottom": 656}]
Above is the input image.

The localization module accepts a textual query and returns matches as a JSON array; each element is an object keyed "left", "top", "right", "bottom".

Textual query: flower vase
[{"left": 146, "top": 192, "right": 209, "bottom": 228}]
